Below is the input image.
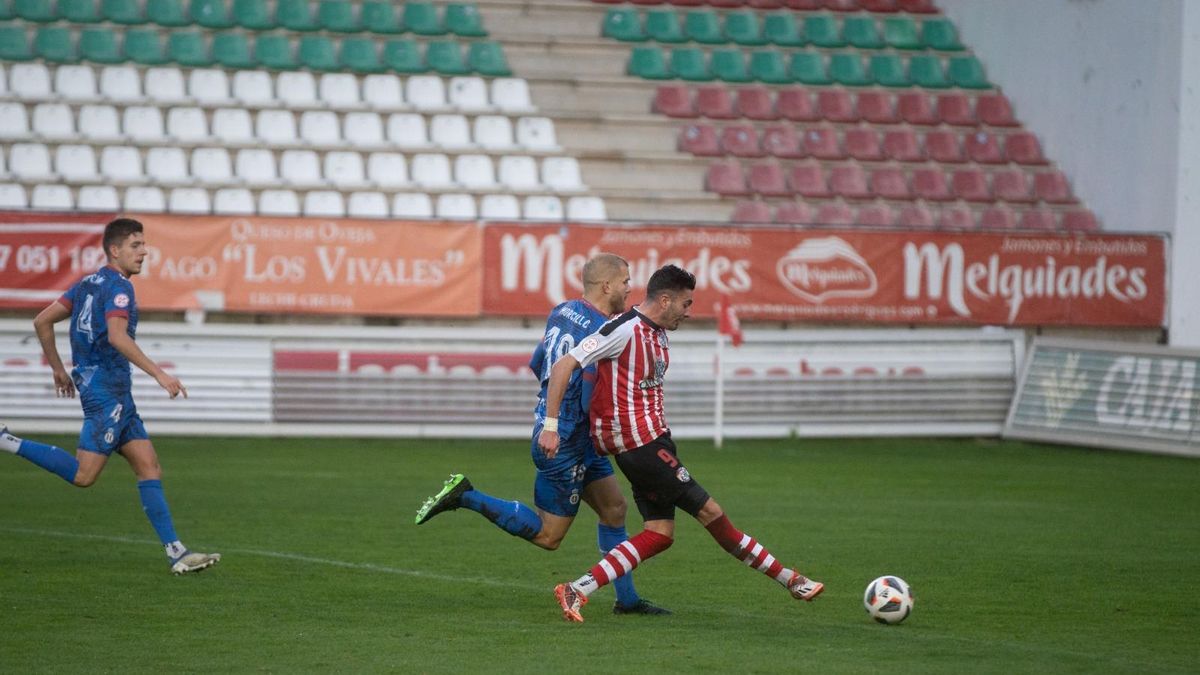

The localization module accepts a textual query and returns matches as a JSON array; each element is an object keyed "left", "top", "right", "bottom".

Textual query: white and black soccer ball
[{"left": 863, "top": 575, "right": 913, "bottom": 625}]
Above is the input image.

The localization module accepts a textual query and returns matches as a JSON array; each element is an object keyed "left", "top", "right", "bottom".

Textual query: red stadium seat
[
  {"left": 965, "top": 131, "right": 1004, "bottom": 164},
  {"left": 804, "top": 126, "right": 845, "bottom": 160},
  {"left": 976, "top": 93, "right": 1018, "bottom": 126},
  {"left": 761, "top": 124, "right": 805, "bottom": 158},
  {"left": 748, "top": 0, "right": 785, "bottom": 7},
  {"left": 721, "top": 124, "right": 765, "bottom": 157},
  {"left": 1004, "top": 131, "right": 1047, "bottom": 165},
  {"left": 882, "top": 127, "right": 924, "bottom": 161},
  {"left": 653, "top": 85, "right": 698, "bottom": 118},
  {"left": 859, "top": 0, "right": 899, "bottom": 11},
  {"left": 912, "top": 166, "right": 952, "bottom": 201},
  {"left": 856, "top": 202, "right": 895, "bottom": 227},
  {"left": 667, "top": 0, "right": 705, "bottom": 4},
  {"left": 785, "top": 0, "right": 823, "bottom": 8},
  {"left": 696, "top": 85, "right": 738, "bottom": 119},
  {"left": 708, "top": 0, "right": 746, "bottom": 7},
  {"left": 991, "top": 168, "right": 1034, "bottom": 203},
  {"left": 774, "top": 201, "right": 814, "bottom": 223},
  {"left": 789, "top": 162, "right": 830, "bottom": 198},
  {"left": 706, "top": 161, "right": 751, "bottom": 196},
  {"left": 869, "top": 166, "right": 910, "bottom": 199},
  {"left": 817, "top": 89, "right": 858, "bottom": 123},
  {"left": 730, "top": 200, "right": 774, "bottom": 223},
  {"left": 748, "top": 161, "right": 791, "bottom": 197},
  {"left": 951, "top": 168, "right": 991, "bottom": 202},
  {"left": 897, "top": 0, "right": 937, "bottom": 12},
  {"left": 936, "top": 203, "right": 975, "bottom": 229},
  {"left": 979, "top": 205, "right": 1018, "bottom": 230},
  {"left": 823, "top": 0, "right": 860, "bottom": 11},
  {"left": 896, "top": 203, "right": 935, "bottom": 228},
  {"left": 845, "top": 127, "right": 883, "bottom": 161},
  {"left": 1034, "top": 170, "right": 1074, "bottom": 203},
  {"left": 777, "top": 88, "right": 818, "bottom": 122},
  {"left": 1061, "top": 209, "right": 1099, "bottom": 231},
  {"left": 735, "top": 86, "right": 778, "bottom": 120},
  {"left": 816, "top": 200, "right": 856, "bottom": 225},
  {"left": 925, "top": 130, "right": 965, "bottom": 163},
  {"left": 1018, "top": 209, "right": 1057, "bottom": 231},
  {"left": 678, "top": 123, "right": 722, "bottom": 156},
  {"left": 898, "top": 92, "right": 938, "bottom": 126},
  {"left": 632, "top": 0, "right": 666, "bottom": 4},
  {"left": 829, "top": 163, "right": 870, "bottom": 199},
  {"left": 856, "top": 91, "right": 898, "bottom": 124},
  {"left": 936, "top": 93, "right": 975, "bottom": 126}
]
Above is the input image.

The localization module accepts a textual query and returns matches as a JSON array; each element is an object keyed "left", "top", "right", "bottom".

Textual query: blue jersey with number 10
[
  {"left": 59, "top": 265, "right": 138, "bottom": 395},
  {"left": 529, "top": 299, "right": 609, "bottom": 441}
]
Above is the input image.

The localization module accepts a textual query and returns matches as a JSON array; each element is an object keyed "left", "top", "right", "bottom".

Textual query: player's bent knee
[{"left": 72, "top": 474, "right": 97, "bottom": 488}]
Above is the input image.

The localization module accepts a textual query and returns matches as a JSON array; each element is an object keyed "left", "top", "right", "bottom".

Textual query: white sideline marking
[{"left": 0, "top": 526, "right": 542, "bottom": 591}]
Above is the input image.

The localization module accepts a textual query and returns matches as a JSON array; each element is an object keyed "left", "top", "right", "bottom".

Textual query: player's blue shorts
[
  {"left": 77, "top": 387, "right": 149, "bottom": 456},
  {"left": 530, "top": 420, "right": 614, "bottom": 518}
]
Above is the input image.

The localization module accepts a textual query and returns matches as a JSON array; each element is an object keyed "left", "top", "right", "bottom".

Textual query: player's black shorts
[{"left": 613, "top": 433, "right": 710, "bottom": 521}]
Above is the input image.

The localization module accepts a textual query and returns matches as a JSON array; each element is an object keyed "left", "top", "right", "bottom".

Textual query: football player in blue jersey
[
  {"left": 416, "top": 253, "right": 668, "bottom": 615},
  {"left": 1, "top": 218, "right": 220, "bottom": 575}
]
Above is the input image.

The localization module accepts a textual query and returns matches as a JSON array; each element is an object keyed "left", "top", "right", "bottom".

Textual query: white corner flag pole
[{"left": 714, "top": 332, "right": 725, "bottom": 450}]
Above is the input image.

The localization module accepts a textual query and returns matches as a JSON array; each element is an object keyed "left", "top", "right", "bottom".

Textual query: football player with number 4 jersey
[
  {"left": 416, "top": 254, "right": 668, "bottom": 615},
  {"left": 0, "top": 218, "right": 220, "bottom": 575}
]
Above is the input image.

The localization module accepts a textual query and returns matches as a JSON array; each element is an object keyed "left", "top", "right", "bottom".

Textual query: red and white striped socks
[
  {"left": 570, "top": 530, "right": 673, "bottom": 597},
  {"left": 704, "top": 514, "right": 796, "bottom": 587}
]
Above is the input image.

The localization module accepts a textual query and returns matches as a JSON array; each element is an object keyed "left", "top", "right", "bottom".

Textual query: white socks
[
  {"left": 0, "top": 428, "right": 21, "bottom": 454},
  {"left": 165, "top": 541, "right": 187, "bottom": 559}
]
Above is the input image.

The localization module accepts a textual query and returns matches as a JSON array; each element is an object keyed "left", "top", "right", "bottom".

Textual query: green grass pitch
[{"left": 1, "top": 435, "right": 1197, "bottom": 673}]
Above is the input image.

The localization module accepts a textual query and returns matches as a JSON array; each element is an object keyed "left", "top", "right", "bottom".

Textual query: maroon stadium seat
[
  {"left": 653, "top": 85, "right": 698, "bottom": 118},
  {"left": 912, "top": 166, "right": 952, "bottom": 201},
  {"left": 721, "top": 124, "right": 765, "bottom": 157},
  {"left": 936, "top": 203, "right": 975, "bottom": 229},
  {"left": 1034, "top": 170, "right": 1074, "bottom": 203},
  {"left": 1018, "top": 209, "right": 1057, "bottom": 231},
  {"left": 668, "top": 0, "right": 704, "bottom": 4},
  {"left": 829, "top": 163, "right": 871, "bottom": 199},
  {"left": 856, "top": 202, "right": 895, "bottom": 227},
  {"left": 816, "top": 200, "right": 856, "bottom": 225},
  {"left": 708, "top": 0, "right": 746, "bottom": 7},
  {"left": 882, "top": 127, "right": 923, "bottom": 162},
  {"left": 856, "top": 91, "right": 898, "bottom": 124},
  {"left": 976, "top": 93, "right": 1018, "bottom": 127},
  {"left": 747, "top": 0, "right": 785, "bottom": 7},
  {"left": 748, "top": 161, "right": 791, "bottom": 197},
  {"left": 896, "top": 203, "right": 935, "bottom": 228},
  {"left": 1004, "top": 131, "right": 1047, "bottom": 165},
  {"left": 991, "top": 168, "right": 1034, "bottom": 203},
  {"left": 761, "top": 124, "right": 805, "bottom": 158},
  {"left": 735, "top": 86, "right": 778, "bottom": 120},
  {"left": 951, "top": 168, "right": 991, "bottom": 202},
  {"left": 777, "top": 88, "right": 818, "bottom": 122},
  {"left": 696, "top": 85, "right": 738, "bottom": 119},
  {"left": 845, "top": 127, "right": 884, "bottom": 161},
  {"left": 774, "top": 201, "right": 814, "bottom": 223},
  {"left": 898, "top": 92, "right": 938, "bottom": 126},
  {"left": 936, "top": 93, "right": 975, "bottom": 126},
  {"left": 706, "top": 161, "right": 751, "bottom": 196},
  {"left": 925, "top": 129, "right": 965, "bottom": 163},
  {"left": 979, "top": 205, "right": 1018, "bottom": 230},
  {"left": 678, "top": 123, "right": 722, "bottom": 156},
  {"left": 897, "top": 0, "right": 937, "bottom": 12},
  {"left": 803, "top": 126, "right": 845, "bottom": 160},
  {"left": 730, "top": 200, "right": 774, "bottom": 223},
  {"left": 870, "top": 166, "right": 910, "bottom": 199},
  {"left": 859, "top": 0, "right": 899, "bottom": 11},
  {"left": 965, "top": 131, "right": 1004, "bottom": 164},
  {"left": 785, "top": 0, "right": 823, "bottom": 8},
  {"left": 817, "top": 88, "right": 858, "bottom": 123},
  {"left": 823, "top": 0, "right": 860, "bottom": 11},
  {"left": 789, "top": 162, "right": 830, "bottom": 198},
  {"left": 1061, "top": 209, "right": 1099, "bottom": 231}
]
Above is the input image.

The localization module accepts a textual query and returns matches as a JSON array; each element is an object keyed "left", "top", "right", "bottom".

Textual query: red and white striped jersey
[{"left": 568, "top": 308, "right": 670, "bottom": 455}]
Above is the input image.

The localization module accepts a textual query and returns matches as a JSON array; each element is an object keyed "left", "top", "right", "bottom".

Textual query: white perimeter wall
[{"left": 938, "top": 0, "right": 1197, "bottom": 345}]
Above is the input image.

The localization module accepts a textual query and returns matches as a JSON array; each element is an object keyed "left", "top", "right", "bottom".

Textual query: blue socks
[
  {"left": 16, "top": 439, "right": 79, "bottom": 484},
  {"left": 137, "top": 479, "right": 181, "bottom": 547},
  {"left": 600, "top": 523, "right": 641, "bottom": 607},
  {"left": 459, "top": 489, "right": 543, "bottom": 540}
]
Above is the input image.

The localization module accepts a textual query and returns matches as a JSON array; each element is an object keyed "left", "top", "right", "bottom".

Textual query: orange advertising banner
[
  {"left": 1, "top": 214, "right": 482, "bottom": 317},
  {"left": 482, "top": 224, "right": 1168, "bottom": 327}
]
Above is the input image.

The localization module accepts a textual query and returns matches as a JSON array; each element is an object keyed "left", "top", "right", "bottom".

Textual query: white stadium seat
[
  {"left": 77, "top": 185, "right": 120, "bottom": 211},
  {"left": 566, "top": 196, "right": 607, "bottom": 221},
  {"left": 144, "top": 67, "right": 188, "bottom": 103},
  {"left": 541, "top": 157, "right": 585, "bottom": 192},
  {"left": 0, "top": 103, "right": 29, "bottom": 139},
  {"left": 517, "top": 117, "right": 560, "bottom": 152},
  {"left": 391, "top": 192, "right": 433, "bottom": 218},
  {"left": 100, "top": 146, "right": 144, "bottom": 183},
  {"left": 343, "top": 111, "right": 385, "bottom": 147},
  {"left": 31, "top": 185, "right": 73, "bottom": 210},
  {"left": 0, "top": 146, "right": 5, "bottom": 178},
  {"left": 429, "top": 114, "right": 473, "bottom": 150},
  {"left": 454, "top": 154, "right": 496, "bottom": 189},
  {"left": 190, "top": 147, "right": 233, "bottom": 185},
  {"left": 54, "top": 65, "right": 99, "bottom": 102},
  {"left": 145, "top": 147, "right": 188, "bottom": 185},
  {"left": 0, "top": 64, "right": 7, "bottom": 97},
  {"left": 232, "top": 70, "right": 275, "bottom": 106},
  {"left": 448, "top": 76, "right": 490, "bottom": 112},
  {"left": 99, "top": 65, "right": 142, "bottom": 102},
  {"left": 410, "top": 153, "right": 453, "bottom": 188},
  {"left": 54, "top": 145, "right": 99, "bottom": 181},
  {"left": 498, "top": 155, "right": 540, "bottom": 191},
  {"left": 168, "top": 187, "right": 211, "bottom": 214},
  {"left": 167, "top": 107, "right": 210, "bottom": 142},
  {"left": 362, "top": 74, "right": 403, "bottom": 109},
  {"left": 386, "top": 113, "right": 429, "bottom": 148},
  {"left": 347, "top": 191, "right": 388, "bottom": 218},
  {"left": 523, "top": 195, "right": 564, "bottom": 221},
  {"left": 323, "top": 151, "right": 367, "bottom": 188},
  {"left": 258, "top": 189, "right": 300, "bottom": 216},
  {"left": 0, "top": 184, "right": 27, "bottom": 209},
  {"left": 490, "top": 78, "right": 535, "bottom": 113},
  {"left": 276, "top": 71, "right": 317, "bottom": 107},
  {"left": 405, "top": 76, "right": 447, "bottom": 111},
  {"left": 303, "top": 190, "right": 346, "bottom": 217},
  {"left": 79, "top": 104, "right": 122, "bottom": 141},
  {"left": 299, "top": 110, "right": 341, "bottom": 146},
  {"left": 124, "top": 186, "right": 166, "bottom": 212},
  {"left": 473, "top": 116, "right": 516, "bottom": 151},
  {"left": 256, "top": 109, "right": 297, "bottom": 145},
  {"left": 479, "top": 194, "right": 520, "bottom": 220},
  {"left": 123, "top": 106, "right": 165, "bottom": 142},
  {"left": 213, "top": 188, "right": 255, "bottom": 215},
  {"left": 279, "top": 150, "right": 322, "bottom": 187},
  {"left": 235, "top": 148, "right": 279, "bottom": 186},
  {"left": 10, "top": 63, "right": 51, "bottom": 99},
  {"left": 366, "top": 152, "right": 408, "bottom": 188},
  {"left": 32, "top": 103, "right": 76, "bottom": 140},
  {"left": 212, "top": 108, "right": 254, "bottom": 144},
  {"left": 436, "top": 193, "right": 476, "bottom": 219},
  {"left": 188, "top": 69, "right": 232, "bottom": 105},
  {"left": 9, "top": 143, "right": 54, "bottom": 181},
  {"left": 319, "top": 73, "right": 361, "bottom": 109}
]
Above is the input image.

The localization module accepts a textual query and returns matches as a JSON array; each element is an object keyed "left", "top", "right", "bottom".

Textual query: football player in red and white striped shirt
[{"left": 539, "top": 265, "right": 824, "bottom": 622}]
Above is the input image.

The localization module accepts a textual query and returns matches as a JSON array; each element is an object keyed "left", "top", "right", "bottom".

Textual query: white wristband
[{"left": 542, "top": 417, "right": 558, "bottom": 433}]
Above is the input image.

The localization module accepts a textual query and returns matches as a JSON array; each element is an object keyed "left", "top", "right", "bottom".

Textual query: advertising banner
[{"left": 0, "top": 213, "right": 113, "bottom": 308}]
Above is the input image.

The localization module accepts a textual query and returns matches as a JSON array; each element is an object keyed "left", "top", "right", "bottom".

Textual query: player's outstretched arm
[
  {"left": 107, "top": 316, "right": 188, "bottom": 399},
  {"left": 33, "top": 301, "right": 75, "bottom": 398},
  {"left": 538, "top": 353, "right": 582, "bottom": 459}
]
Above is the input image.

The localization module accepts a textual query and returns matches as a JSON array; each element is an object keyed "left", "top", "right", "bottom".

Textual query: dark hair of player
[
  {"left": 646, "top": 264, "right": 696, "bottom": 299},
  {"left": 103, "top": 218, "right": 144, "bottom": 259}
]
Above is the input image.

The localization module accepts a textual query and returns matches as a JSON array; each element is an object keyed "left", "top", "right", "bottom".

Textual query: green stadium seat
[
  {"left": 0, "top": 26, "right": 32, "bottom": 60},
  {"left": 670, "top": 47, "right": 709, "bottom": 81},
  {"left": 869, "top": 53, "right": 908, "bottom": 87},
  {"left": 749, "top": 50, "right": 789, "bottom": 84},
  {"left": 214, "top": 32, "right": 254, "bottom": 68},
  {"left": 445, "top": 3, "right": 487, "bottom": 38},
  {"left": 829, "top": 53, "right": 871, "bottom": 86},
  {"left": 763, "top": 13, "right": 804, "bottom": 47},
  {"left": 233, "top": 0, "right": 273, "bottom": 29},
  {"left": 843, "top": 16, "right": 883, "bottom": 49},
  {"left": 883, "top": 16, "right": 921, "bottom": 50},
  {"left": 684, "top": 10, "right": 725, "bottom": 44},
  {"left": 467, "top": 41, "right": 510, "bottom": 76},
  {"left": 908, "top": 54, "right": 948, "bottom": 88},
  {"left": 383, "top": 39, "right": 425, "bottom": 73},
  {"left": 34, "top": 27, "right": 76, "bottom": 63},
  {"left": 426, "top": 40, "right": 469, "bottom": 75},
  {"left": 948, "top": 55, "right": 988, "bottom": 88},
  {"left": 340, "top": 37, "right": 382, "bottom": 72},
  {"left": 645, "top": 9, "right": 684, "bottom": 43},
  {"left": 361, "top": 1, "right": 401, "bottom": 34},
  {"left": 318, "top": 1, "right": 359, "bottom": 33},
  {"left": 124, "top": 29, "right": 167, "bottom": 64},
  {"left": 191, "top": 0, "right": 232, "bottom": 28},
  {"left": 603, "top": 7, "right": 645, "bottom": 42},
  {"left": 276, "top": 0, "right": 317, "bottom": 31},
  {"left": 102, "top": 0, "right": 145, "bottom": 24},
  {"left": 16, "top": 0, "right": 55, "bottom": 22},
  {"left": 60, "top": 0, "right": 102, "bottom": 23},
  {"left": 404, "top": 2, "right": 445, "bottom": 36},
  {"left": 628, "top": 45, "right": 670, "bottom": 80},
  {"left": 804, "top": 15, "right": 843, "bottom": 48},
  {"left": 725, "top": 11, "right": 765, "bottom": 46},
  {"left": 168, "top": 31, "right": 211, "bottom": 66},
  {"left": 80, "top": 28, "right": 123, "bottom": 63},
  {"left": 255, "top": 34, "right": 296, "bottom": 69},
  {"left": 711, "top": 48, "right": 750, "bottom": 82},
  {"left": 146, "top": 0, "right": 188, "bottom": 26},
  {"left": 789, "top": 51, "right": 829, "bottom": 85},
  {"left": 299, "top": 35, "right": 338, "bottom": 71},
  {"left": 922, "top": 18, "right": 964, "bottom": 51}
]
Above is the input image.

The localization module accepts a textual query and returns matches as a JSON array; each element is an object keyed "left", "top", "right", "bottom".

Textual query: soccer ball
[{"left": 863, "top": 575, "right": 913, "bottom": 625}]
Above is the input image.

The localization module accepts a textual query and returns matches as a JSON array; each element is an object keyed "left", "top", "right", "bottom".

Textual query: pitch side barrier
[
  {"left": 1004, "top": 338, "right": 1200, "bottom": 458},
  {"left": 0, "top": 320, "right": 1023, "bottom": 440}
]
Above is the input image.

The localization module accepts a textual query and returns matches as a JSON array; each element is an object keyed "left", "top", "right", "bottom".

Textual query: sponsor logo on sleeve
[
  {"left": 580, "top": 337, "right": 599, "bottom": 353},
  {"left": 113, "top": 293, "right": 130, "bottom": 308}
]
